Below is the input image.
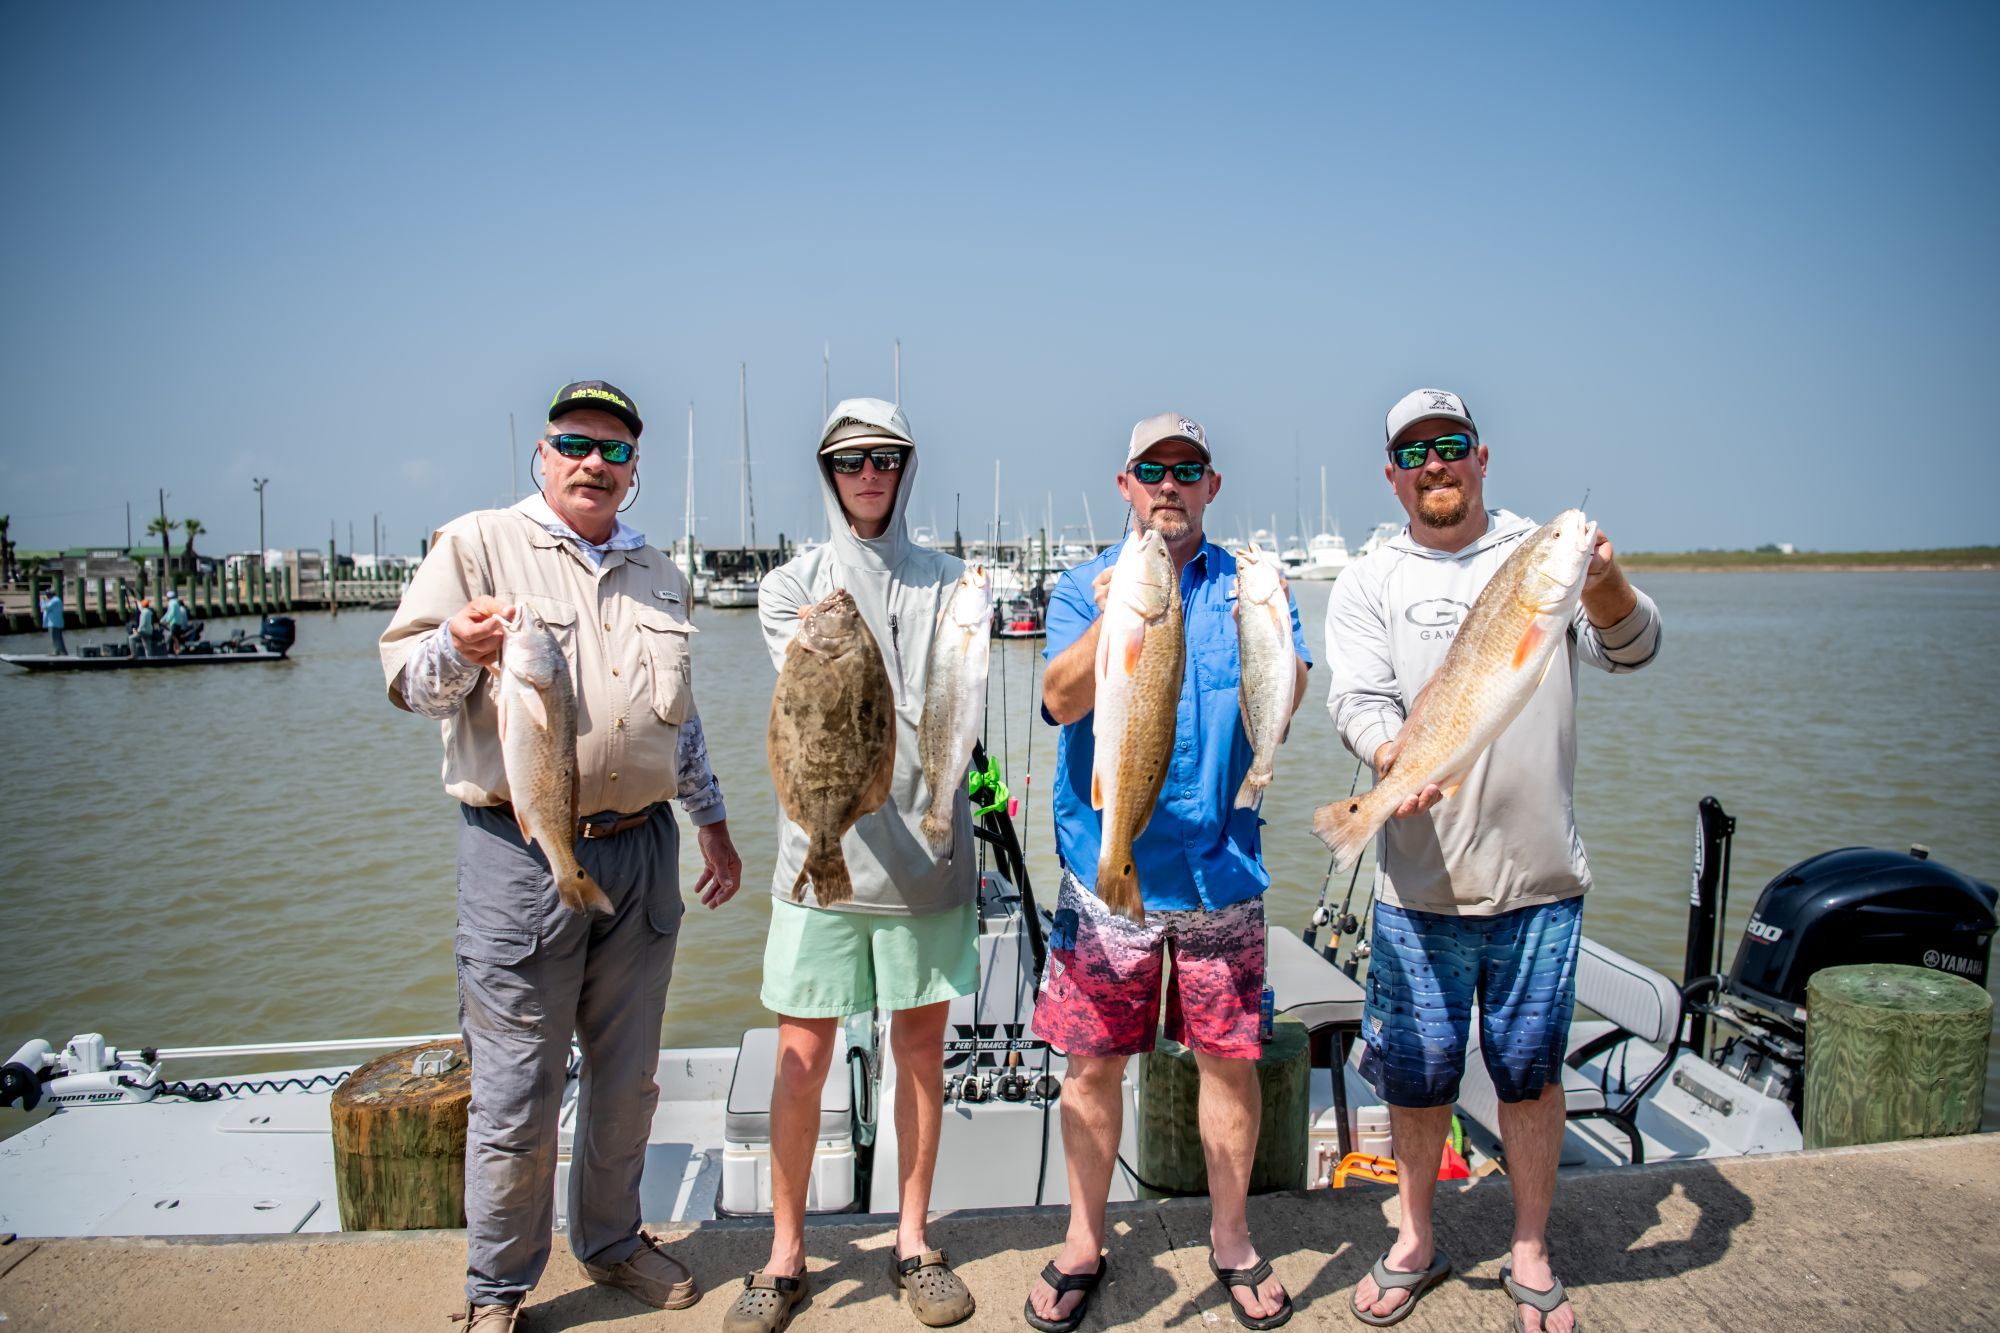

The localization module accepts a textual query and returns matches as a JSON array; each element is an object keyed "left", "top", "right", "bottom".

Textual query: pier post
[
  {"left": 1135, "top": 1019, "right": 1310, "bottom": 1196},
  {"left": 330, "top": 1041, "right": 472, "bottom": 1230},
  {"left": 1804, "top": 963, "right": 1991, "bottom": 1149}
]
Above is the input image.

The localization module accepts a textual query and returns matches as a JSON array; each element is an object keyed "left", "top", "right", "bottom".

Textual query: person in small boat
[
  {"left": 735, "top": 398, "right": 978, "bottom": 1333},
  {"left": 131, "top": 597, "right": 157, "bottom": 657},
  {"left": 379, "top": 379, "right": 743, "bottom": 1333},
  {"left": 1324, "top": 388, "right": 1661, "bottom": 1332},
  {"left": 1031, "top": 412, "right": 1310, "bottom": 1333},
  {"left": 161, "top": 589, "right": 192, "bottom": 653},
  {"left": 38, "top": 589, "right": 65, "bottom": 656}
]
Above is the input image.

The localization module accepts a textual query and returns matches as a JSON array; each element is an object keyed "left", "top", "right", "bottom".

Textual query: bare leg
[
  {"left": 1495, "top": 1083, "right": 1574, "bottom": 1333},
  {"left": 763, "top": 1016, "right": 839, "bottom": 1278},
  {"left": 1352, "top": 1102, "right": 1451, "bottom": 1321},
  {"left": 1194, "top": 1052, "right": 1286, "bottom": 1320},
  {"left": 889, "top": 1001, "right": 950, "bottom": 1259},
  {"left": 1026, "top": 1054, "right": 1125, "bottom": 1325}
]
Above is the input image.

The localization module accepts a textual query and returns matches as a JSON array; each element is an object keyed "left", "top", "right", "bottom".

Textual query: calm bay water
[{"left": 2, "top": 571, "right": 1996, "bottom": 1123}]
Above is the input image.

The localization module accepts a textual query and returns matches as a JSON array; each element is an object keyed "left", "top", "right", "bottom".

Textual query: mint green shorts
[{"left": 760, "top": 898, "right": 979, "bottom": 1018}]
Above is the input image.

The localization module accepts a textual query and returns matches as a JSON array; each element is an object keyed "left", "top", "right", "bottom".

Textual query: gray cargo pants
[{"left": 454, "top": 801, "right": 685, "bottom": 1307}]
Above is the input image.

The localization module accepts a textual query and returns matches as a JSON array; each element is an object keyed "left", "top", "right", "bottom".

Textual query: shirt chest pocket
[
  {"left": 486, "top": 594, "right": 581, "bottom": 705},
  {"left": 1192, "top": 605, "right": 1241, "bottom": 692},
  {"left": 634, "top": 607, "right": 695, "bottom": 725}
]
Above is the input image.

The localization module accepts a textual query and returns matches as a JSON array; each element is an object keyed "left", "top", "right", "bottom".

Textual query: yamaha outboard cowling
[
  {"left": 1728, "top": 846, "right": 1997, "bottom": 1019},
  {"left": 259, "top": 615, "right": 297, "bottom": 653}
]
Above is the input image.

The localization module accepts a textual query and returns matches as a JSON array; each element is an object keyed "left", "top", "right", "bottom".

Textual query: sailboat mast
[
  {"left": 685, "top": 402, "right": 697, "bottom": 583},
  {"left": 739, "top": 362, "right": 757, "bottom": 549},
  {"left": 893, "top": 339, "right": 902, "bottom": 405}
]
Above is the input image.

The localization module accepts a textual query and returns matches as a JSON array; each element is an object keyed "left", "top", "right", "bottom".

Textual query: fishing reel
[{"left": 1, "top": 1034, "right": 162, "bottom": 1111}]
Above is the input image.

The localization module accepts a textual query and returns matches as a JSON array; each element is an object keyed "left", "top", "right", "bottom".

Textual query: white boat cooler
[{"left": 719, "top": 1026, "right": 855, "bottom": 1214}]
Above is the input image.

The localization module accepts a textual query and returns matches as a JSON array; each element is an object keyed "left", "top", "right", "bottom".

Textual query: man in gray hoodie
[
  {"left": 730, "top": 398, "right": 978, "bottom": 1333},
  {"left": 1325, "top": 388, "right": 1661, "bottom": 1333}
]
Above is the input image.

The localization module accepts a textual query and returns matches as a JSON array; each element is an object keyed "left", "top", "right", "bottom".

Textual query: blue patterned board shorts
[{"left": 1360, "top": 895, "right": 1585, "bottom": 1109}]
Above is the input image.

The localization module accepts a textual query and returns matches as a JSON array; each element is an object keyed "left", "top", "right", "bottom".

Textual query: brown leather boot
[
  {"left": 580, "top": 1229, "right": 701, "bottom": 1310},
  {"left": 449, "top": 1302, "right": 521, "bottom": 1331}
]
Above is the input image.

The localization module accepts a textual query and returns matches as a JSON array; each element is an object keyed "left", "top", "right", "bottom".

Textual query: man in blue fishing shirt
[{"left": 1027, "top": 412, "right": 1310, "bottom": 1333}]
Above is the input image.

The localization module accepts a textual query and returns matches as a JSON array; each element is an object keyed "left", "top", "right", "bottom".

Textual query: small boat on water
[
  {"left": 704, "top": 576, "right": 760, "bottom": 610},
  {"left": 1, "top": 616, "right": 298, "bottom": 673},
  {"left": 1, "top": 795, "right": 1990, "bottom": 1239},
  {"left": 993, "top": 595, "right": 1045, "bottom": 640}
]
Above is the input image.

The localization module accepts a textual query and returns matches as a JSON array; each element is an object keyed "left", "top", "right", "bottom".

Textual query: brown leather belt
[{"left": 492, "top": 803, "right": 655, "bottom": 839}]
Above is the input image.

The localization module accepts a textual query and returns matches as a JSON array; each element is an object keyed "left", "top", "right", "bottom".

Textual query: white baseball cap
[
  {"left": 819, "top": 397, "right": 914, "bottom": 454},
  {"left": 1126, "top": 411, "right": 1212, "bottom": 466},
  {"left": 1385, "top": 388, "right": 1477, "bottom": 444}
]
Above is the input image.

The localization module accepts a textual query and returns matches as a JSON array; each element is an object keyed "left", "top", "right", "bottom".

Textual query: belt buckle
[{"left": 578, "top": 820, "right": 604, "bottom": 840}]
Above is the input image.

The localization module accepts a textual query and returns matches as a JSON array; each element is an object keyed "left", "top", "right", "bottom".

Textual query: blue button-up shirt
[{"left": 1043, "top": 537, "right": 1311, "bottom": 912}]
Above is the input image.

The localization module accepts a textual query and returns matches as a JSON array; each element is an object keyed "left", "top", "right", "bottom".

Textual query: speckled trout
[
  {"left": 1233, "top": 545, "right": 1294, "bottom": 808},
  {"left": 918, "top": 565, "right": 995, "bottom": 852},
  {"left": 1092, "top": 528, "right": 1184, "bottom": 921},
  {"left": 1313, "top": 509, "right": 1598, "bottom": 874},
  {"left": 768, "top": 589, "right": 896, "bottom": 906},
  {"left": 496, "top": 603, "right": 610, "bottom": 914}
]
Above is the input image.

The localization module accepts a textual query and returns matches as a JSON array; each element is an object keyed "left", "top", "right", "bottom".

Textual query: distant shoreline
[{"left": 1620, "top": 547, "right": 1998, "bottom": 573}]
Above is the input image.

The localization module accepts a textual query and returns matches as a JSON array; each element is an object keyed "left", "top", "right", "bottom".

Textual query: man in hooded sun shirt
[
  {"left": 1325, "top": 388, "right": 1661, "bottom": 1333},
  {"left": 734, "top": 398, "right": 979, "bottom": 1333},
  {"left": 1029, "top": 413, "right": 1311, "bottom": 1333}
]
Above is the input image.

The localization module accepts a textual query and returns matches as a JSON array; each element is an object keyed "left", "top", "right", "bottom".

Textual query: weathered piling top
[{"left": 2, "top": 1134, "right": 1995, "bottom": 1330}]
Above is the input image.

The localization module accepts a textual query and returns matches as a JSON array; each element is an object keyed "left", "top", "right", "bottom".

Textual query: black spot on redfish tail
[{"left": 1311, "top": 798, "right": 1373, "bottom": 878}]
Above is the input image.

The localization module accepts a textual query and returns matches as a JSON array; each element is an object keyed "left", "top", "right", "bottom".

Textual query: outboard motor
[
  {"left": 259, "top": 614, "right": 297, "bottom": 653},
  {"left": 1729, "top": 847, "right": 1996, "bottom": 1018},
  {"left": 1680, "top": 799, "right": 1997, "bottom": 1116}
]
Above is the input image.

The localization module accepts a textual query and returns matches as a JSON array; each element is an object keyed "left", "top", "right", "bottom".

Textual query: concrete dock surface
[{"left": 3, "top": 1134, "right": 1995, "bottom": 1331}]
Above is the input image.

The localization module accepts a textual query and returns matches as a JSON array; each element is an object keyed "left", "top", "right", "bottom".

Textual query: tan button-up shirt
[{"left": 380, "top": 504, "right": 714, "bottom": 818}]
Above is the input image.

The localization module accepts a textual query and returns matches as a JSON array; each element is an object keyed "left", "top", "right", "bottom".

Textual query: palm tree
[
  {"left": 144, "top": 515, "right": 179, "bottom": 592},
  {"left": 181, "top": 518, "right": 206, "bottom": 561}
]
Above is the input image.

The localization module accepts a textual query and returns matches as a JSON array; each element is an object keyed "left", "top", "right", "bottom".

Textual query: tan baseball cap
[
  {"left": 1126, "top": 411, "right": 1212, "bottom": 465},
  {"left": 819, "top": 397, "right": 914, "bottom": 454}
]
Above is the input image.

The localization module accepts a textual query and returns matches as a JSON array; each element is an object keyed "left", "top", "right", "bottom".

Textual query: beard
[
  {"left": 1415, "top": 480, "right": 1470, "bottom": 529},
  {"left": 1137, "top": 500, "right": 1193, "bottom": 541}
]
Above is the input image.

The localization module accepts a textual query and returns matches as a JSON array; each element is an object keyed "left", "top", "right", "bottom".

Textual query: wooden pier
[{"left": 1, "top": 1133, "right": 1994, "bottom": 1330}]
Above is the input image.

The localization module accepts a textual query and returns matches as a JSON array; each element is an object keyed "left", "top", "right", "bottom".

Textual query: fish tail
[
  {"left": 921, "top": 804, "right": 954, "bottom": 854},
  {"left": 800, "top": 831, "right": 854, "bottom": 907},
  {"left": 1094, "top": 844, "right": 1146, "bottom": 923},
  {"left": 1234, "top": 769, "right": 1270, "bottom": 809},
  {"left": 552, "top": 854, "right": 613, "bottom": 915},
  {"left": 1311, "top": 794, "right": 1377, "bottom": 876}
]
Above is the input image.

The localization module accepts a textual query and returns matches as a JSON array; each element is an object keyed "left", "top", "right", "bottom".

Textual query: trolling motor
[
  {"left": 1, "top": 1034, "right": 163, "bottom": 1111},
  {"left": 1678, "top": 798, "right": 1998, "bottom": 1114}
]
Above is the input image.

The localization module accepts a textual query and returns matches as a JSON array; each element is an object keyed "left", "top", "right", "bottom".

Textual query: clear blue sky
[{"left": 3, "top": 1, "right": 1994, "bottom": 557}]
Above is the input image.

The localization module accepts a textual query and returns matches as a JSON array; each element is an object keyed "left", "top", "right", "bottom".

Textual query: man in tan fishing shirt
[{"left": 381, "top": 379, "right": 744, "bottom": 1331}]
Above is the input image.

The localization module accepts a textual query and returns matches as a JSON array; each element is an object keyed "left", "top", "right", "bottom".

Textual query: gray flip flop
[
  {"left": 1350, "top": 1247, "right": 1452, "bottom": 1327},
  {"left": 1500, "top": 1264, "right": 1578, "bottom": 1333}
]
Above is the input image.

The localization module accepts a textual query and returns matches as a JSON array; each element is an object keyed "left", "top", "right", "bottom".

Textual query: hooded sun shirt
[{"left": 756, "top": 431, "right": 977, "bottom": 916}]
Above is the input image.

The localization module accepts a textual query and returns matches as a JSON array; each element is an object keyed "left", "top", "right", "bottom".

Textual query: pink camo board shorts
[{"left": 1031, "top": 870, "right": 1266, "bottom": 1060}]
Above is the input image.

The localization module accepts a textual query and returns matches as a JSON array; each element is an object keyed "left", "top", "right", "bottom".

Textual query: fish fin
[
  {"left": 1311, "top": 794, "right": 1379, "bottom": 876},
  {"left": 496, "top": 693, "right": 507, "bottom": 743},
  {"left": 1234, "top": 775, "right": 1267, "bottom": 809},
  {"left": 1511, "top": 619, "right": 1549, "bottom": 671},
  {"left": 1439, "top": 779, "right": 1463, "bottom": 801},
  {"left": 514, "top": 807, "right": 533, "bottom": 844},
  {"left": 518, "top": 684, "right": 550, "bottom": 730},
  {"left": 921, "top": 805, "right": 954, "bottom": 854},
  {"left": 555, "top": 862, "right": 612, "bottom": 915},
  {"left": 1117, "top": 620, "right": 1147, "bottom": 673},
  {"left": 802, "top": 833, "right": 853, "bottom": 907},
  {"left": 1094, "top": 850, "right": 1146, "bottom": 923},
  {"left": 1536, "top": 647, "right": 1559, "bottom": 690},
  {"left": 1090, "top": 767, "right": 1103, "bottom": 810}
]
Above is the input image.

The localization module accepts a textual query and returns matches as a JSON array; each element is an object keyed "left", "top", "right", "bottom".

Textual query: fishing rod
[{"left": 1302, "top": 757, "right": 1366, "bottom": 965}]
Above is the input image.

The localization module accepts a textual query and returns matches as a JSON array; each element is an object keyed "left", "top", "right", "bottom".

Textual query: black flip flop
[
  {"left": 1209, "top": 1255, "right": 1294, "bottom": 1330},
  {"left": 1022, "top": 1256, "right": 1108, "bottom": 1333},
  {"left": 1500, "top": 1263, "right": 1579, "bottom": 1333},
  {"left": 1350, "top": 1247, "right": 1452, "bottom": 1326}
]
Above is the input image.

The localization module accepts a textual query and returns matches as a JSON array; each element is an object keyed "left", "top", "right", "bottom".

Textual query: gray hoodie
[
  {"left": 756, "top": 422, "right": 977, "bottom": 916},
  {"left": 1324, "top": 509, "right": 1662, "bottom": 916}
]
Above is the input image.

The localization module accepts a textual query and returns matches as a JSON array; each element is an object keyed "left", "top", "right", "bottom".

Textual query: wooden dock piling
[{"left": 1803, "top": 963, "right": 1992, "bottom": 1149}]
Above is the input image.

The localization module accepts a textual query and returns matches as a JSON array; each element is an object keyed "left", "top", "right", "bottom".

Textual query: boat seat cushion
[
  {"left": 724, "top": 1027, "right": 853, "bottom": 1146},
  {"left": 1264, "top": 927, "right": 1364, "bottom": 1031},
  {"left": 1457, "top": 1034, "right": 1608, "bottom": 1141}
]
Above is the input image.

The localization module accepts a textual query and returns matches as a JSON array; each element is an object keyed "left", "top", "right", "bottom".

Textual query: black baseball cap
[{"left": 548, "top": 380, "right": 643, "bottom": 437}]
